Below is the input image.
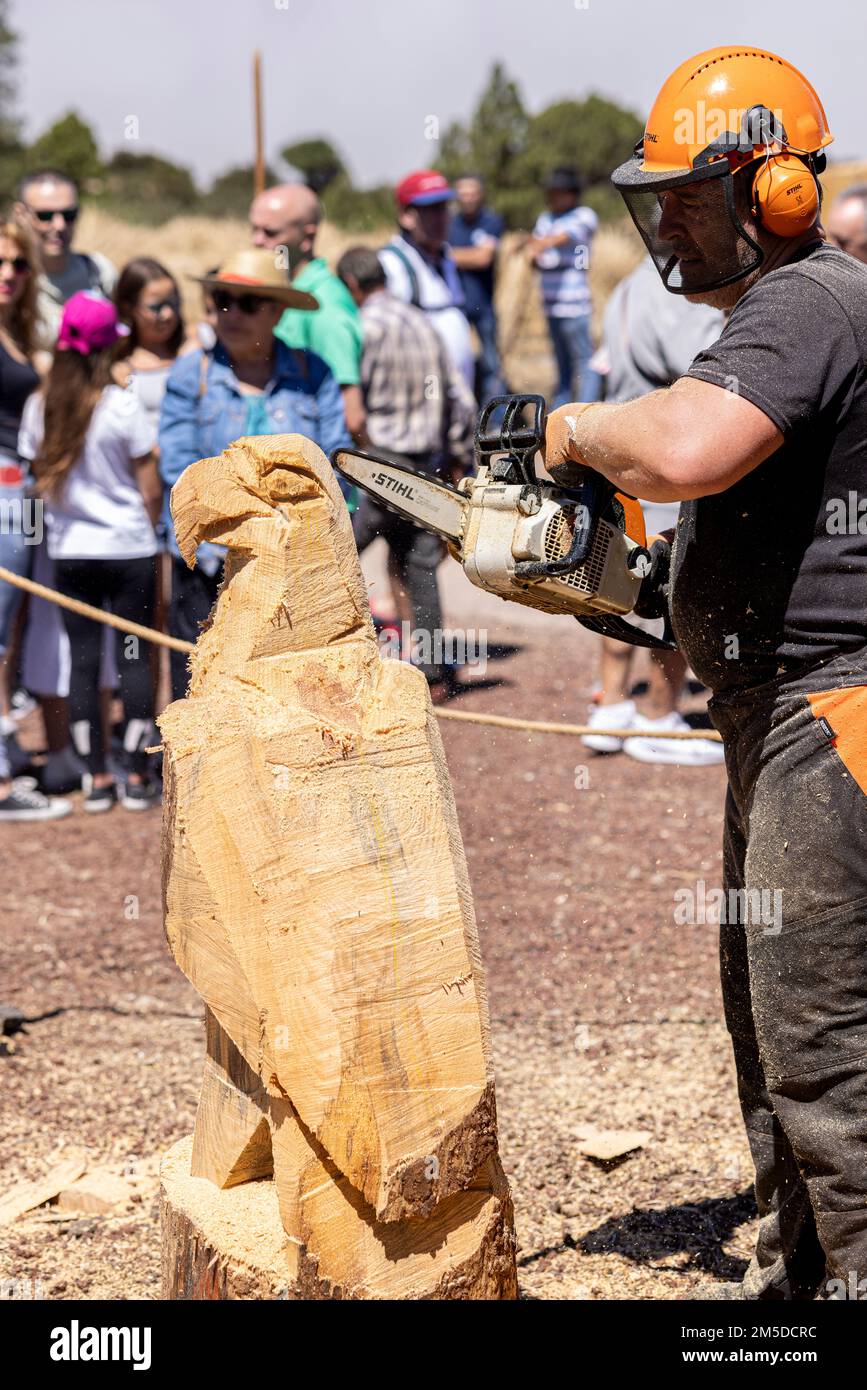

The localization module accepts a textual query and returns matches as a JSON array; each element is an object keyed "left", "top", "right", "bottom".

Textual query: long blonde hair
[{"left": 0, "top": 216, "right": 41, "bottom": 360}]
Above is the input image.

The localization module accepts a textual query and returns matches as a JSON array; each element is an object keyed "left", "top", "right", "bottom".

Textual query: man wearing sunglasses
[{"left": 14, "top": 167, "right": 117, "bottom": 354}]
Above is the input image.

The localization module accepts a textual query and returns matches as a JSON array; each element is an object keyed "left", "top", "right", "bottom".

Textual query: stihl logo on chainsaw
[
  {"left": 373, "top": 471, "right": 417, "bottom": 501},
  {"left": 331, "top": 392, "right": 675, "bottom": 652}
]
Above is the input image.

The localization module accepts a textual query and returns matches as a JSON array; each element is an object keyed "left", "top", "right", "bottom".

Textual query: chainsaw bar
[
  {"left": 332, "top": 448, "right": 466, "bottom": 548},
  {"left": 333, "top": 443, "right": 676, "bottom": 653},
  {"left": 577, "top": 612, "right": 675, "bottom": 652}
]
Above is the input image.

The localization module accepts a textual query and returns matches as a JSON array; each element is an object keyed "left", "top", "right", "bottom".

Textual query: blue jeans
[
  {"left": 0, "top": 472, "right": 34, "bottom": 783},
  {"left": 547, "top": 313, "right": 601, "bottom": 408},
  {"left": 0, "top": 475, "right": 33, "bottom": 656},
  {"left": 468, "top": 306, "right": 506, "bottom": 404}
]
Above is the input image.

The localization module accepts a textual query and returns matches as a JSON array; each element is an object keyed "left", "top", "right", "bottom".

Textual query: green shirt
[{"left": 274, "top": 257, "right": 363, "bottom": 387}]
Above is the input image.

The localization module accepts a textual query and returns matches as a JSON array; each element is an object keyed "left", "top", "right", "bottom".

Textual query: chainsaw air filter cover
[{"left": 462, "top": 475, "right": 643, "bottom": 619}]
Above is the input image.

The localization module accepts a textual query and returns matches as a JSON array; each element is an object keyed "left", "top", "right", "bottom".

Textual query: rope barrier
[
  {"left": 0, "top": 563, "right": 722, "bottom": 742},
  {"left": 435, "top": 707, "right": 721, "bottom": 740},
  {"left": 0, "top": 564, "right": 195, "bottom": 655}
]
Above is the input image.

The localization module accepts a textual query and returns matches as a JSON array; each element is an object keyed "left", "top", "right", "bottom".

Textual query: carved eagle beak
[{"left": 171, "top": 452, "right": 276, "bottom": 568}]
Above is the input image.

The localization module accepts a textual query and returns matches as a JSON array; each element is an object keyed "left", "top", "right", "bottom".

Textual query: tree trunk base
[{"left": 160, "top": 1136, "right": 518, "bottom": 1300}]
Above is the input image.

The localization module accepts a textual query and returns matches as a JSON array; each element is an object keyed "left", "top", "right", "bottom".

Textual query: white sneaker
[
  {"left": 623, "top": 711, "right": 725, "bottom": 766},
  {"left": 582, "top": 699, "right": 637, "bottom": 753},
  {"left": 0, "top": 780, "right": 73, "bottom": 821}
]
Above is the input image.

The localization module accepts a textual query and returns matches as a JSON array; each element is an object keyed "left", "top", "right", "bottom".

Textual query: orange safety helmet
[{"left": 611, "top": 47, "right": 834, "bottom": 294}]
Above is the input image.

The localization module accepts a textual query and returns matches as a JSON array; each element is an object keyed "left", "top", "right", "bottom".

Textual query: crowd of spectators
[{"left": 2, "top": 159, "right": 864, "bottom": 819}]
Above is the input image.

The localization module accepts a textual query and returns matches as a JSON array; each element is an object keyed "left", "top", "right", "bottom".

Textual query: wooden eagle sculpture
[{"left": 158, "top": 433, "right": 516, "bottom": 1299}]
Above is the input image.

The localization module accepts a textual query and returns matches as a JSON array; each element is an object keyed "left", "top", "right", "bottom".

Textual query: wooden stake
[
  {"left": 253, "top": 51, "right": 265, "bottom": 197},
  {"left": 159, "top": 434, "right": 517, "bottom": 1299}
]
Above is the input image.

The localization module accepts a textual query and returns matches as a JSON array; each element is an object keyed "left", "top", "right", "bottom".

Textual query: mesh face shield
[{"left": 611, "top": 152, "right": 764, "bottom": 295}]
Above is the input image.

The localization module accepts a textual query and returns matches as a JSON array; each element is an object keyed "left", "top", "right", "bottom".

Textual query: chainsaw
[{"left": 332, "top": 394, "right": 674, "bottom": 650}]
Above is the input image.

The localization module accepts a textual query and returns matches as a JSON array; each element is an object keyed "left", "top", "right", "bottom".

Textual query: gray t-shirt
[
  {"left": 35, "top": 251, "right": 117, "bottom": 351},
  {"left": 674, "top": 242, "right": 867, "bottom": 695},
  {"left": 600, "top": 255, "right": 724, "bottom": 533},
  {"left": 601, "top": 256, "right": 723, "bottom": 404}
]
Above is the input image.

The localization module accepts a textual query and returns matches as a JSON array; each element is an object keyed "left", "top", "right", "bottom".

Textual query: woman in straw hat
[{"left": 158, "top": 249, "right": 351, "bottom": 700}]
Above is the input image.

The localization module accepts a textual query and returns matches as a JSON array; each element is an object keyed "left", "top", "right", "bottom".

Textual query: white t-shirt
[
  {"left": 19, "top": 385, "right": 157, "bottom": 561},
  {"left": 379, "top": 236, "right": 476, "bottom": 392}
]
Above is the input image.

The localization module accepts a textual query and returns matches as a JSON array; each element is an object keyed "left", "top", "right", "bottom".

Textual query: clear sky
[{"left": 13, "top": 0, "right": 866, "bottom": 190}]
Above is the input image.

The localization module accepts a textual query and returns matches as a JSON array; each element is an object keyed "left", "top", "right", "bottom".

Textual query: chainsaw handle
[{"left": 475, "top": 394, "right": 546, "bottom": 458}]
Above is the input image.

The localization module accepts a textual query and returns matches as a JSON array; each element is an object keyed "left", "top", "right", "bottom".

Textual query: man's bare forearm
[
  {"left": 547, "top": 394, "right": 692, "bottom": 502},
  {"left": 545, "top": 377, "right": 784, "bottom": 502}
]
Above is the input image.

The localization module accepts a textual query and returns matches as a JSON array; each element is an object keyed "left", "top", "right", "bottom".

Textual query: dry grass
[
  {"left": 820, "top": 160, "right": 867, "bottom": 205},
  {"left": 77, "top": 207, "right": 388, "bottom": 327},
  {"left": 78, "top": 161, "right": 866, "bottom": 395},
  {"left": 77, "top": 207, "right": 644, "bottom": 398}
]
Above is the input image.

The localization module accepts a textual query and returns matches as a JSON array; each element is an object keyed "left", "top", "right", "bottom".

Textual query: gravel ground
[{"left": 0, "top": 560, "right": 758, "bottom": 1300}]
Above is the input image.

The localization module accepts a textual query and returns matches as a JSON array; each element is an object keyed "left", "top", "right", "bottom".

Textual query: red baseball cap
[{"left": 395, "top": 169, "right": 454, "bottom": 208}]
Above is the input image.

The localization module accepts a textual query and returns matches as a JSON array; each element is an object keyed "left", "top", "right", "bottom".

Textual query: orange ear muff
[{"left": 751, "top": 153, "right": 819, "bottom": 237}]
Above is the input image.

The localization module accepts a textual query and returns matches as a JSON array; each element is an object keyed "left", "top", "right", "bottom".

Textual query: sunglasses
[
  {"left": 0, "top": 256, "right": 30, "bottom": 274},
  {"left": 212, "top": 288, "right": 271, "bottom": 315},
  {"left": 27, "top": 206, "right": 79, "bottom": 225},
  {"left": 142, "top": 296, "right": 180, "bottom": 315}
]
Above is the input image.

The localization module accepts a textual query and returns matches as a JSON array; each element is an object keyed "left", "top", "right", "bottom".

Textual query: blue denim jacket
[{"left": 158, "top": 340, "right": 351, "bottom": 572}]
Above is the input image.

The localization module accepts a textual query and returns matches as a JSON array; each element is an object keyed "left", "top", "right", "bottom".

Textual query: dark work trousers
[
  {"left": 709, "top": 676, "right": 867, "bottom": 1298},
  {"left": 53, "top": 555, "right": 156, "bottom": 777},
  {"left": 169, "top": 556, "right": 222, "bottom": 702},
  {"left": 351, "top": 450, "right": 446, "bottom": 683}
]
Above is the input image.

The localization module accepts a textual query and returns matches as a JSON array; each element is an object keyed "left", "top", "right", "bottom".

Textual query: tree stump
[
  {"left": 159, "top": 434, "right": 517, "bottom": 1300},
  {"left": 160, "top": 1135, "right": 517, "bottom": 1300}
]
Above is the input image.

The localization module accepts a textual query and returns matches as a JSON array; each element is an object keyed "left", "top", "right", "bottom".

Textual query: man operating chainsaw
[{"left": 545, "top": 47, "right": 867, "bottom": 1300}]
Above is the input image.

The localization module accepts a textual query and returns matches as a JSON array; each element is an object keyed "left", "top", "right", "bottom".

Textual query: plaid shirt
[{"left": 359, "top": 290, "right": 475, "bottom": 465}]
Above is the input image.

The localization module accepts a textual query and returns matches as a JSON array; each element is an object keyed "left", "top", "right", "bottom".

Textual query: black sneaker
[
  {"left": 82, "top": 776, "right": 118, "bottom": 814},
  {"left": 0, "top": 780, "right": 72, "bottom": 822},
  {"left": 42, "top": 746, "right": 86, "bottom": 795},
  {"left": 6, "top": 730, "right": 33, "bottom": 779},
  {"left": 120, "top": 778, "right": 161, "bottom": 812}
]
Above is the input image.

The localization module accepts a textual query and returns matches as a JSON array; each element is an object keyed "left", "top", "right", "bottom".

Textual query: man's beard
[
  {"left": 678, "top": 189, "right": 764, "bottom": 308},
  {"left": 684, "top": 263, "right": 762, "bottom": 311}
]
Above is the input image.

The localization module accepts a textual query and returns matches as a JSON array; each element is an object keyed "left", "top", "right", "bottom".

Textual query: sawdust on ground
[{"left": 0, "top": 579, "right": 755, "bottom": 1300}]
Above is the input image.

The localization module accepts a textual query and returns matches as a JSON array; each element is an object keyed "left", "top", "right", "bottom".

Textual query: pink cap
[{"left": 56, "top": 291, "right": 127, "bottom": 355}]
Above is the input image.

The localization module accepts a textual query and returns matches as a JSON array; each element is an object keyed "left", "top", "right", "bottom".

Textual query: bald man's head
[
  {"left": 826, "top": 188, "right": 867, "bottom": 265},
  {"left": 250, "top": 184, "right": 322, "bottom": 270}
]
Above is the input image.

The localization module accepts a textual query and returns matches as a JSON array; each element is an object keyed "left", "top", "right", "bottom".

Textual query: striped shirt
[
  {"left": 532, "top": 205, "right": 598, "bottom": 317},
  {"left": 359, "top": 290, "right": 475, "bottom": 464}
]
